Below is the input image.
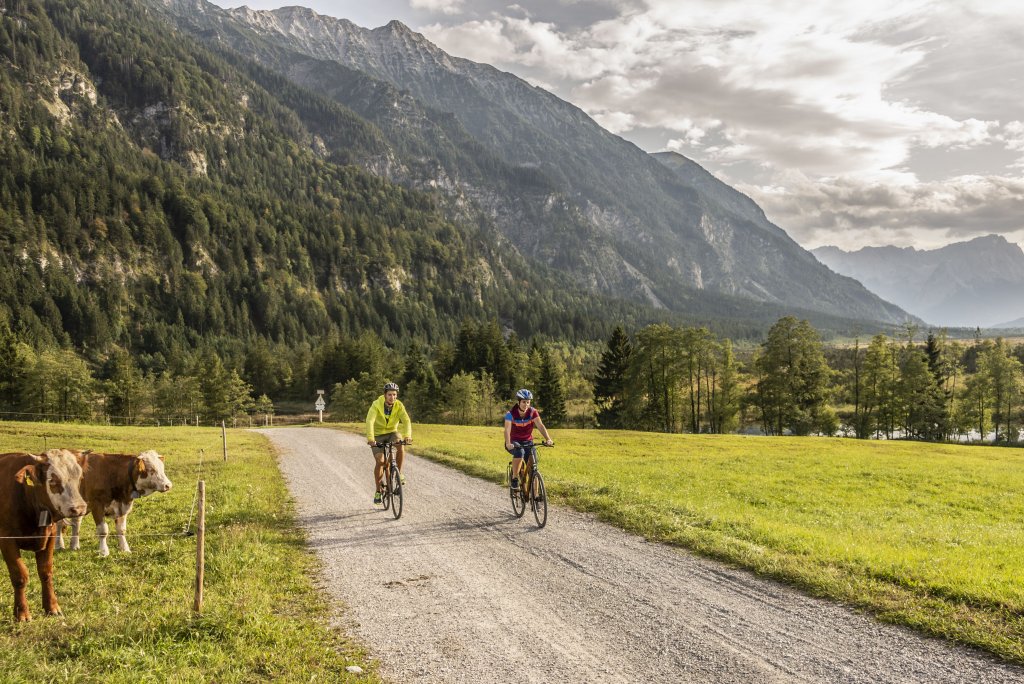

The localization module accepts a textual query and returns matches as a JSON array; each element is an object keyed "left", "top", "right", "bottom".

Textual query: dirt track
[{"left": 262, "top": 427, "right": 1022, "bottom": 683}]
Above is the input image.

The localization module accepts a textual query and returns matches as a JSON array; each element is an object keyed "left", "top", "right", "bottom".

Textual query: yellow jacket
[{"left": 365, "top": 396, "right": 412, "bottom": 441}]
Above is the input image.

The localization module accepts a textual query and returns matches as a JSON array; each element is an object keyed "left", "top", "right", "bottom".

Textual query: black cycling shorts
[{"left": 506, "top": 441, "right": 535, "bottom": 460}]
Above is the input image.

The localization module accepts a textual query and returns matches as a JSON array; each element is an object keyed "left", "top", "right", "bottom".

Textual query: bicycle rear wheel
[
  {"left": 531, "top": 470, "right": 547, "bottom": 528},
  {"left": 390, "top": 465, "right": 403, "bottom": 519},
  {"left": 509, "top": 463, "right": 526, "bottom": 518}
]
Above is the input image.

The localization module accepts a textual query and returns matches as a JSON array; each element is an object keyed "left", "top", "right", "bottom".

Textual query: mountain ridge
[
  {"left": 168, "top": 0, "right": 913, "bottom": 325},
  {"left": 0, "top": 0, "right": 900, "bottom": 373},
  {"left": 812, "top": 236, "right": 1024, "bottom": 327}
]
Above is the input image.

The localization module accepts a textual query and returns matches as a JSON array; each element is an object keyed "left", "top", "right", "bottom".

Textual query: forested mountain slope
[
  {"left": 0, "top": 0, "right": 901, "bottom": 375},
  {"left": 0, "top": 0, "right": 673, "bottom": 368},
  {"left": 172, "top": 0, "right": 911, "bottom": 325}
]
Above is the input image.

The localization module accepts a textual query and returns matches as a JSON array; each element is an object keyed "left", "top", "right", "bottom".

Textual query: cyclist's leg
[
  {"left": 374, "top": 433, "right": 397, "bottom": 489},
  {"left": 396, "top": 442, "right": 405, "bottom": 473},
  {"left": 371, "top": 449, "right": 385, "bottom": 492},
  {"left": 509, "top": 443, "right": 526, "bottom": 488}
]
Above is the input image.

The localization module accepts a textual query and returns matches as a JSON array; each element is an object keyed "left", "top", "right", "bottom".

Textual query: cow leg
[
  {"left": 55, "top": 518, "right": 66, "bottom": 551},
  {"left": 93, "top": 508, "right": 110, "bottom": 557},
  {"left": 1, "top": 541, "right": 31, "bottom": 622},
  {"left": 115, "top": 514, "right": 131, "bottom": 553},
  {"left": 69, "top": 516, "right": 82, "bottom": 551},
  {"left": 35, "top": 535, "right": 61, "bottom": 616}
]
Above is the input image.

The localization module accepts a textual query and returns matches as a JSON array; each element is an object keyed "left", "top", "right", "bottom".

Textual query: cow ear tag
[
  {"left": 25, "top": 474, "right": 35, "bottom": 487},
  {"left": 38, "top": 510, "right": 51, "bottom": 527}
]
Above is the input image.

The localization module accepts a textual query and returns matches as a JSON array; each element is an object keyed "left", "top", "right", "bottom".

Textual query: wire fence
[{"left": 0, "top": 410, "right": 279, "bottom": 428}]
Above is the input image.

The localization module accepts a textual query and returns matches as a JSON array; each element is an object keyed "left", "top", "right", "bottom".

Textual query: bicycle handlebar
[{"left": 373, "top": 439, "right": 411, "bottom": 448}]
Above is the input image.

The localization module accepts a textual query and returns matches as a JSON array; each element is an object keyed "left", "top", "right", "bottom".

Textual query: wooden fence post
[
  {"left": 193, "top": 480, "right": 206, "bottom": 614},
  {"left": 221, "top": 421, "right": 227, "bottom": 462}
]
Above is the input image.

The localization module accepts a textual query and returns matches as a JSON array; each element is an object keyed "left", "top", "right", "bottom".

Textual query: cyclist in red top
[{"left": 504, "top": 388, "right": 553, "bottom": 490}]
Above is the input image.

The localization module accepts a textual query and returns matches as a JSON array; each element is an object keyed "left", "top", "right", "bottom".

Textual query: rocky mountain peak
[
  {"left": 161, "top": 0, "right": 914, "bottom": 326},
  {"left": 379, "top": 19, "right": 416, "bottom": 37}
]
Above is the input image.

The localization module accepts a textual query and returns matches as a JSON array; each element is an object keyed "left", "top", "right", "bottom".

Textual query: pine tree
[
  {"left": 594, "top": 325, "right": 632, "bottom": 428},
  {"left": 753, "top": 316, "right": 834, "bottom": 436},
  {"left": 536, "top": 347, "right": 567, "bottom": 426},
  {"left": 0, "top": 324, "right": 20, "bottom": 411}
]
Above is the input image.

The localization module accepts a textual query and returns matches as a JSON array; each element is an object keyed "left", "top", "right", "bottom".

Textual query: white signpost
[{"left": 315, "top": 390, "right": 326, "bottom": 423}]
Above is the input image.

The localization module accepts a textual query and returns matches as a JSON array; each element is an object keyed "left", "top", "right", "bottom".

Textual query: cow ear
[
  {"left": 136, "top": 458, "right": 147, "bottom": 477},
  {"left": 16, "top": 464, "right": 41, "bottom": 487},
  {"left": 158, "top": 455, "right": 165, "bottom": 462}
]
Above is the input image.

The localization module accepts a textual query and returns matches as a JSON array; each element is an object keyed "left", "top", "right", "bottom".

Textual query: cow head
[
  {"left": 17, "top": 449, "right": 87, "bottom": 520},
  {"left": 133, "top": 450, "right": 172, "bottom": 496}
]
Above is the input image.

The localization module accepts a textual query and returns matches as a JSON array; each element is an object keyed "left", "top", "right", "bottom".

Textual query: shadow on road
[{"left": 304, "top": 510, "right": 544, "bottom": 550}]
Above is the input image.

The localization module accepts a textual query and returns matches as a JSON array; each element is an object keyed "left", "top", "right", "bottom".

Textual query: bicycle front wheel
[
  {"left": 531, "top": 471, "right": 547, "bottom": 528},
  {"left": 390, "top": 465, "right": 403, "bottom": 519}
]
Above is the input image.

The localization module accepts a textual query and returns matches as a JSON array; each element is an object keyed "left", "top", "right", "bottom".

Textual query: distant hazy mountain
[
  {"left": 812, "top": 236, "right": 1024, "bottom": 327},
  {"left": 162, "top": 0, "right": 911, "bottom": 326}
]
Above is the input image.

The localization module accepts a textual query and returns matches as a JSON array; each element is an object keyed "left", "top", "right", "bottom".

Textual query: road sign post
[{"left": 315, "top": 390, "right": 326, "bottom": 423}]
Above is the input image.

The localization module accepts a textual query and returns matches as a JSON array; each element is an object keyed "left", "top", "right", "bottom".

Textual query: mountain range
[
  {"left": 0, "top": 0, "right": 913, "bottom": 370},
  {"left": 162, "top": 0, "right": 909, "bottom": 325},
  {"left": 812, "top": 235, "right": 1024, "bottom": 328}
]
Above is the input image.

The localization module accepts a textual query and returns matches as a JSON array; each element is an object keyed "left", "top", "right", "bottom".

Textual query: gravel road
[{"left": 261, "top": 427, "right": 1021, "bottom": 683}]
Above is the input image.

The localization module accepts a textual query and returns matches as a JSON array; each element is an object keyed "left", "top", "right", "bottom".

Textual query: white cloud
[
  {"left": 419, "top": 0, "right": 1024, "bottom": 249},
  {"left": 591, "top": 110, "right": 635, "bottom": 134},
  {"left": 420, "top": 19, "right": 515, "bottom": 63},
  {"left": 410, "top": 0, "right": 464, "bottom": 15},
  {"left": 738, "top": 172, "right": 1024, "bottom": 249}
]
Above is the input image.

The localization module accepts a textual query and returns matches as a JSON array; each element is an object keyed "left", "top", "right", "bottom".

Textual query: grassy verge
[
  {"left": 339, "top": 423, "right": 1024, "bottom": 663},
  {"left": 0, "top": 421, "right": 378, "bottom": 683}
]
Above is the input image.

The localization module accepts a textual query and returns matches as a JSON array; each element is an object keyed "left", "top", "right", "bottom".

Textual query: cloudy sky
[{"left": 211, "top": 1, "right": 1024, "bottom": 252}]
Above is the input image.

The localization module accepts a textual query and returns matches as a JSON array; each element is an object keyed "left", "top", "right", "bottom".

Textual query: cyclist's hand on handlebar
[
  {"left": 543, "top": 439, "right": 554, "bottom": 447},
  {"left": 367, "top": 439, "right": 376, "bottom": 446},
  {"left": 403, "top": 438, "right": 412, "bottom": 445},
  {"left": 505, "top": 442, "right": 514, "bottom": 451}
]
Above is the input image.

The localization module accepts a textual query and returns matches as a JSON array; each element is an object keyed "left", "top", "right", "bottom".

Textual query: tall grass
[
  {"left": 0, "top": 422, "right": 377, "bottom": 683},
  {"left": 400, "top": 424, "right": 1024, "bottom": 663}
]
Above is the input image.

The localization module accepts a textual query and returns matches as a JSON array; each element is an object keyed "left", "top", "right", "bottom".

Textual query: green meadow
[
  {"left": 0, "top": 422, "right": 377, "bottom": 684},
  {"left": 403, "top": 425, "right": 1024, "bottom": 663}
]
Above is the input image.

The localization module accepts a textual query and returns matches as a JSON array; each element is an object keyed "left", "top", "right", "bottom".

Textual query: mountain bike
[
  {"left": 507, "top": 441, "right": 551, "bottom": 528},
  {"left": 375, "top": 439, "right": 408, "bottom": 519}
]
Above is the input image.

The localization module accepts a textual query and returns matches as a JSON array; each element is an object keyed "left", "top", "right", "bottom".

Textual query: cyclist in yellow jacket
[{"left": 365, "top": 382, "right": 412, "bottom": 505}]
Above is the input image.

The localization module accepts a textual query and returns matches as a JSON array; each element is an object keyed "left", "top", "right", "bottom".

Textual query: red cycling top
[{"left": 505, "top": 405, "right": 539, "bottom": 442}]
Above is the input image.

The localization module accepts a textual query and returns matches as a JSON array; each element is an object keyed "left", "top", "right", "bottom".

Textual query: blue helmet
[{"left": 515, "top": 388, "right": 533, "bottom": 401}]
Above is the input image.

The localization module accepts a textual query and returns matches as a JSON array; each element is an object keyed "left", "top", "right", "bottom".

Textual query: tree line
[
  {"left": 4, "top": 313, "right": 1023, "bottom": 443},
  {"left": 593, "top": 317, "right": 1024, "bottom": 443},
  {"left": 0, "top": 323, "right": 269, "bottom": 425}
]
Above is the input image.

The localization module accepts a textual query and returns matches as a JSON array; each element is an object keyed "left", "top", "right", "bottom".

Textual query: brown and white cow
[
  {"left": 56, "top": 450, "right": 172, "bottom": 557},
  {"left": 0, "top": 449, "right": 87, "bottom": 622}
]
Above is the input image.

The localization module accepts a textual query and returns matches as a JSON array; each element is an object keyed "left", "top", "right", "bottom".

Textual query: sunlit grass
[
  {"left": 0, "top": 421, "right": 377, "bottom": 683},
  {"left": 359, "top": 423, "right": 1024, "bottom": 663}
]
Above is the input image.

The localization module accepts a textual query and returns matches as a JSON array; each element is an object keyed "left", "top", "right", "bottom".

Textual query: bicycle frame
[
  {"left": 508, "top": 441, "right": 550, "bottom": 527},
  {"left": 375, "top": 438, "right": 407, "bottom": 519}
]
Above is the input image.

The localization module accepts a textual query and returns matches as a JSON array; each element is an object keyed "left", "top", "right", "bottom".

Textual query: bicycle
[
  {"left": 375, "top": 438, "right": 408, "bottom": 519},
  {"left": 507, "top": 441, "right": 551, "bottom": 528}
]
